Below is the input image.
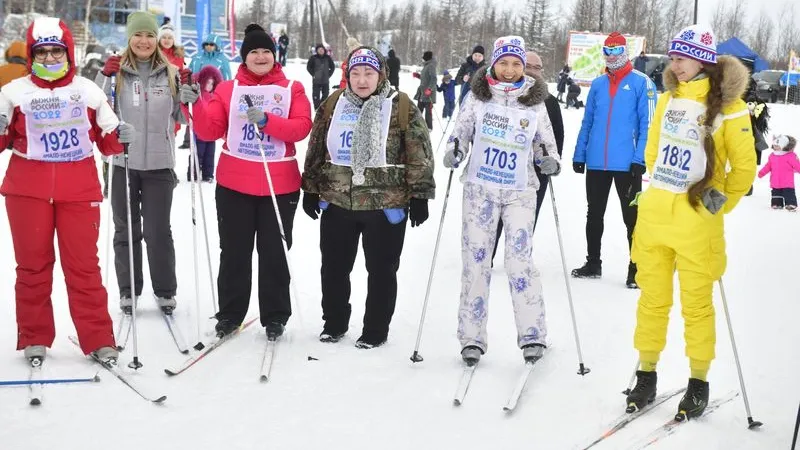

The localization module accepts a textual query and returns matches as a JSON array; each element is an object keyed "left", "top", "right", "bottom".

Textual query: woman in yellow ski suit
[{"left": 625, "top": 25, "right": 756, "bottom": 419}]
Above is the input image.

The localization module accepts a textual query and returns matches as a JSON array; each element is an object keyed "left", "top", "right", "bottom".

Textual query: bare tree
[{"left": 749, "top": 9, "right": 774, "bottom": 61}]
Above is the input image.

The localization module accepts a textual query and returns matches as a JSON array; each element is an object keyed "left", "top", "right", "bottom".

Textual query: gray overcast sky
[{"left": 368, "top": 0, "right": 796, "bottom": 25}]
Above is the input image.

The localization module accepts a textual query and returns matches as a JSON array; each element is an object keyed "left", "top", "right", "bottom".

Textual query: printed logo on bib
[
  {"left": 23, "top": 90, "right": 92, "bottom": 162},
  {"left": 225, "top": 82, "right": 292, "bottom": 162},
  {"left": 467, "top": 103, "right": 537, "bottom": 190},
  {"left": 326, "top": 95, "right": 392, "bottom": 167},
  {"left": 650, "top": 98, "right": 708, "bottom": 194}
]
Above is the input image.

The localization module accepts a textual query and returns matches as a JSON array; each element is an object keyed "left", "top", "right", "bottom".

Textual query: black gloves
[
  {"left": 409, "top": 198, "right": 429, "bottom": 227},
  {"left": 573, "top": 162, "right": 585, "bottom": 174},
  {"left": 630, "top": 163, "right": 646, "bottom": 178},
  {"left": 303, "top": 192, "right": 321, "bottom": 220}
]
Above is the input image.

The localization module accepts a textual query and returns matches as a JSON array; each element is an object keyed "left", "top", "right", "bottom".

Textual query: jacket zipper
[
  {"left": 49, "top": 88, "right": 56, "bottom": 203},
  {"left": 604, "top": 75, "right": 618, "bottom": 171},
  {"left": 143, "top": 73, "right": 149, "bottom": 169}
]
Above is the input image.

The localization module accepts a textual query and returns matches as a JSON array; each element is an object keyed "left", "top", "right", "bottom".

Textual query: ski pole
[
  {"left": 122, "top": 142, "right": 141, "bottom": 370},
  {"left": 541, "top": 147, "right": 589, "bottom": 375},
  {"left": 791, "top": 401, "right": 799, "bottom": 450},
  {"left": 103, "top": 74, "right": 117, "bottom": 288},
  {"left": 410, "top": 165, "right": 456, "bottom": 363},
  {"left": 186, "top": 111, "right": 204, "bottom": 350},
  {"left": 622, "top": 358, "right": 640, "bottom": 395},
  {"left": 0, "top": 374, "right": 100, "bottom": 386},
  {"left": 244, "top": 95, "right": 303, "bottom": 326},
  {"left": 432, "top": 114, "right": 455, "bottom": 154},
  {"left": 187, "top": 102, "right": 218, "bottom": 317},
  {"left": 718, "top": 278, "right": 762, "bottom": 429}
]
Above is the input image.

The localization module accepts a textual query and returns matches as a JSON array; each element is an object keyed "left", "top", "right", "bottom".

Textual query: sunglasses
[
  {"left": 602, "top": 46, "right": 625, "bottom": 57},
  {"left": 33, "top": 46, "right": 66, "bottom": 60}
]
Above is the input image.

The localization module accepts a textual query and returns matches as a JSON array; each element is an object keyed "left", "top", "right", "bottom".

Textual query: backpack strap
[
  {"left": 323, "top": 88, "right": 345, "bottom": 123},
  {"left": 397, "top": 92, "right": 410, "bottom": 132}
]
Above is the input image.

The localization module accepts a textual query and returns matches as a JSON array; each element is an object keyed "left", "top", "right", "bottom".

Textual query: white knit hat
[
  {"left": 158, "top": 24, "right": 175, "bottom": 40},
  {"left": 668, "top": 25, "right": 717, "bottom": 65}
]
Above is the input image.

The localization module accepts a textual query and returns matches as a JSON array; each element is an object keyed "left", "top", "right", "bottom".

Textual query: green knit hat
[{"left": 126, "top": 12, "right": 158, "bottom": 40}]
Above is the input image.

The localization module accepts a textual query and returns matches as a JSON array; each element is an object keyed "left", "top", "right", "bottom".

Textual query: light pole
[{"left": 693, "top": 0, "right": 698, "bottom": 24}]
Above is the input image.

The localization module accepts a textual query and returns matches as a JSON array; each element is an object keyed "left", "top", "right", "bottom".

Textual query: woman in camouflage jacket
[{"left": 302, "top": 46, "right": 435, "bottom": 349}]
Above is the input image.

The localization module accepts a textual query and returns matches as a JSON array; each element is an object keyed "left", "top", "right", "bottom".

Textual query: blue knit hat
[
  {"left": 348, "top": 48, "right": 381, "bottom": 73},
  {"left": 668, "top": 25, "right": 717, "bottom": 65},
  {"left": 491, "top": 35, "right": 526, "bottom": 68}
]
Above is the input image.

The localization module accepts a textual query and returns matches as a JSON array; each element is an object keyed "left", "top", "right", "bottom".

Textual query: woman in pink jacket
[
  {"left": 182, "top": 24, "right": 312, "bottom": 339},
  {"left": 758, "top": 135, "right": 800, "bottom": 211}
]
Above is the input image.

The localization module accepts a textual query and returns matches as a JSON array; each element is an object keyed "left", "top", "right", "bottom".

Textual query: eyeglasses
[
  {"left": 602, "top": 46, "right": 625, "bottom": 57},
  {"left": 33, "top": 47, "right": 66, "bottom": 60}
]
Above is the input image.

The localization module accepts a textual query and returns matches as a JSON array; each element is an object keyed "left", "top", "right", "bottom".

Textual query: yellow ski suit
[{"left": 631, "top": 56, "right": 756, "bottom": 374}]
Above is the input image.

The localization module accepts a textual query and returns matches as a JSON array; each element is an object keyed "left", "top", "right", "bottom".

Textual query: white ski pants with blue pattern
[{"left": 457, "top": 182, "right": 547, "bottom": 353}]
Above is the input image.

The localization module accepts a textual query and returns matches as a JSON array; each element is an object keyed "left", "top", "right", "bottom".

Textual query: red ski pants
[{"left": 5, "top": 195, "right": 115, "bottom": 354}]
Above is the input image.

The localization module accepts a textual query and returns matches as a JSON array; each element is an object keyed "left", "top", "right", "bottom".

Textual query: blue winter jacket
[
  {"left": 189, "top": 33, "right": 232, "bottom": 80},
  {"left": 438, "top": 80, "right": 456, "bottom": 102},
  {"left": 573, "top": 65, "right": 657, "bottom": 171}
]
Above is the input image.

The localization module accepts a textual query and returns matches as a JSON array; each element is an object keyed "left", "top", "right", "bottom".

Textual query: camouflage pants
[{"left": 457, "top": 183, "right": 547, "bottom": 354}]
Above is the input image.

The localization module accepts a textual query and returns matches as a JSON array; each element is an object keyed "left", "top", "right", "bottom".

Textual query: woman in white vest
[
  {"left": 301, "top": 46, "right": 435, "bottom": 349},
  {"left": 185, "top": 24, "right": 313, "bottom": 340},
  {"left": 443, "top": 36, "right": 561, "bottom": 365}
]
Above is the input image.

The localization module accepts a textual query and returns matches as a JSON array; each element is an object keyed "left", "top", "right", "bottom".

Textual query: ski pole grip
[{"left": 244, "top": 95, "right": 254, "bottom": 108}]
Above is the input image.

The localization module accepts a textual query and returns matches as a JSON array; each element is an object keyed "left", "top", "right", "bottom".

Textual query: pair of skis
[
  {"left": 581, "top": 389, "right": 739, "bottom": 449},
  {"left": 115, "top": 296, "right": 189, "bottom": 355},
  {"left": 164, "top": 317, "right": 278, "bottom": 383},
  {"left": 2, "top": 357, "right": 100, "bottom": 406},
  {"left": 453, "top": 359, "right": 541, "bottom": 412}
]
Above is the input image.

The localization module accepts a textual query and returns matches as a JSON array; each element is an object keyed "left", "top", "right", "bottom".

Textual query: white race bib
[
  {"left": 650, "top": 98, "right": 710, "bottom": 194},
  {"left": 467, "top": 102, "right": 537, "bottom": 190},
  {"left": 22, "top": 89, "right": 93, "bottom": 162},
  {"left": 326, "top": 94, "right": 393, "bottom": 167},
  {"left": 225, "top": 80, "right": 292, "bottom": 162}
]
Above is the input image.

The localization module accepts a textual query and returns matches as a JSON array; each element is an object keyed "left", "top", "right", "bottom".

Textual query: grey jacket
[
  {"left": 418, "top": 58, "right": 437, "bottom": 103},
  {"left": 95, "top": 62, "right": 184, "bottom": 171}
]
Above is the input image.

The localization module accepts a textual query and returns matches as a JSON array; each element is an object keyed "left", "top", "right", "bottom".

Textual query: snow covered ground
[{"left": 0, "top": 62, "right": 797, "bottom": 450}]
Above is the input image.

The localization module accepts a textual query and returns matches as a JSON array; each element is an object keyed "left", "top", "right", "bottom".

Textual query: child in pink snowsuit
[{"left": 758, "top": 135, "right": 800, "bottom": 210}]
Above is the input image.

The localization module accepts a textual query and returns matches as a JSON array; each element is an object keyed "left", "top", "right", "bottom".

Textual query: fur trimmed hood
[
  {"left": 663, "top": 55, "right": 749, "bottom": 106},
  {"left": 469, "top": 65, "right": 547, "bottom": 106}
]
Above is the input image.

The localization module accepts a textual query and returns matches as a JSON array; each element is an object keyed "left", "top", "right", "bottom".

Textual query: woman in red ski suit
[
  {"left": 0, "top": 18, "right": 131, "bottom": 361},
  {"left": 183, "top": 23, "right": 312, "bottom": 338}
]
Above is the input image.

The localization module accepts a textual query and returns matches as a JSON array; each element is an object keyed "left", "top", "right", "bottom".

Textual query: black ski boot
[
  {"left": 572, "top": 259, "right": 602, "bottom": 278},
  {"left": 461, "top": 346, "right": 483, "bottom": 366},
  {"left": 522, "top": 343, "right": 546, "bottom": 363},
  {"left": 626, "top": 262, "right": 639, "bottom": 289},
  {"left": 319, "top": 329, "right": 346, "bottom": 343},
  {"left": 625, "top": 370, "right": 657, "bottom": 413},
  {"left": 675, "top": 378, "right": 709, "bottom": 421},
  {"left": 215, "top": 318, "right": 239, "bottom": 338},
  {"left": 265, "top": 322, "right": 285, "bottom": 341}
]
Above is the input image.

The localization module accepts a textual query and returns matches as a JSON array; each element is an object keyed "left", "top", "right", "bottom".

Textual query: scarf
[
  {"left": 606, "top": 53, "right": 629, "bottom": 72},
  {"left": 344, "top": 81, "right": 392, "bottom": 186},
  {"left": 486, "top": 75, "right": 525, "bottom": 93}
]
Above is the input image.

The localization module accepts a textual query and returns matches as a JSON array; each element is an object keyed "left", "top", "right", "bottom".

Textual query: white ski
[
  {"left": 161, "top": 310, "right": 189, "bottom": 354},
  {"left": 503, "top": 361, "right": 536, "bottom": 412},
  {"left": 453, "top": 364, "right": 478, "bottom": 406},
  {"left": 28, "top": 357, "right": 43, "bottom": 406},
  {"left": 259, "top": 339, "right": 277, "bottom": 382}
]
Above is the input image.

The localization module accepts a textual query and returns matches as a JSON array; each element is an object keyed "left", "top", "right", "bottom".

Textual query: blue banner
[{"left": 195, "top": 0, "right": 211, "bottom": 42}]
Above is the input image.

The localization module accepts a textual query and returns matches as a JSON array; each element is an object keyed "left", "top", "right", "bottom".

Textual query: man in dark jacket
[
  {"left": 386, "top": 49, "right": 401, "bottom": 90},
  {"left": 415, "top": 50, "right": 437, "bottom": 130},
  {"left": 306, "top": 43, "right": 336, "bottom": 109},
  {"left": 556, "top": 65, "right": 570, "bottom": 102},
  {"left": 491, "top": 50, "right": 565, "bottom": 264},
  {"left": 455, "top": 45, "right": 485, "bottom": 104},
  {"left": 278, "top": 30, "right": 289, "bottom": 66},
  {"left": 633, "top": 51, "right": 649, "bottom": 74}
]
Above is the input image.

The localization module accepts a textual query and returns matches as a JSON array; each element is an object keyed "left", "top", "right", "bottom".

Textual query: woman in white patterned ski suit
[{"left": 443, "top": 36, "right": 561, "bottom": 364}]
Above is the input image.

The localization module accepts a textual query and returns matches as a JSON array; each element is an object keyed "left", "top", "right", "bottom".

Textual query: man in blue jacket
[{"left": 572, "top": 32, "right": 657, "bottom": 288}]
